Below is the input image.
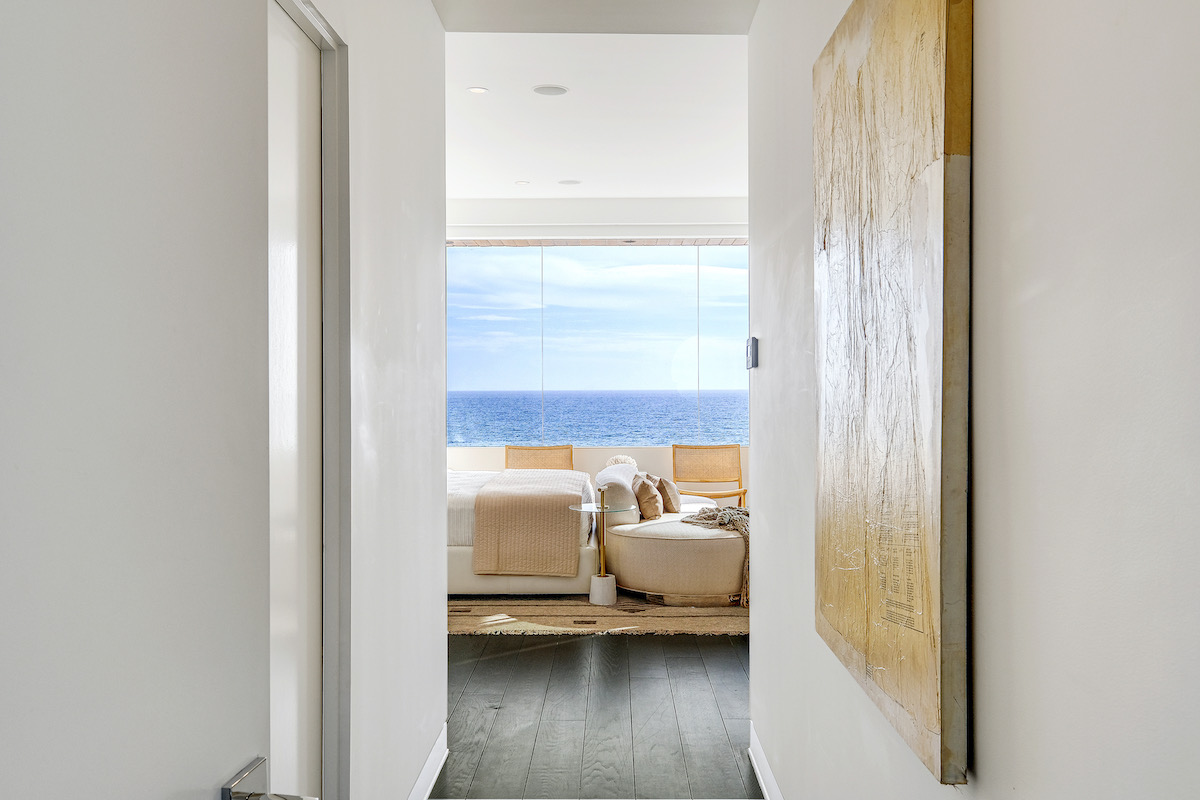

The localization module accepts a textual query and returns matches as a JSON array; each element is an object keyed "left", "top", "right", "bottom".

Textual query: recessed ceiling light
[
  {"left": 532, "top": 85, "right": 569, "bottom": 96},
  {"left": 466, "top": 86, "right": 489, "bottom": 94},
  {"left": 558, "top": 179, "right": 581, "bottom": 185},
  {"left": 514, "top": 180, "right": 531, "bottom": 185}
]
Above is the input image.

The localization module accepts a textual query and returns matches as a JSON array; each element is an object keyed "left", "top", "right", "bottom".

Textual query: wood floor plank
[
  {"left": 467, "top": 641, "right": 559, "bottom": 799},
  {"left": 722, "top": 717, "right": 764, "bottom": 799},
  {"left": 698, "top": 637, "right": 750, "bottom": 721},
  {"left": 430, "top": 690, "right": 503, "bottom": 799},
  {"left": 505, "top": 637, "right": 559, "bottom": 704},
  {"left": 461, "top": 634, "right": 523, "bottom": 696},
  {"left": 448, "top": 635, "right": 489, "bottom": 717},
  {"left": 466, "top": 713, "right": 539, "bottom": 797},
  {"left": 630, "top": 676, "right": 690, "bottom": 799},
  {"left": 659, "top": 633, "right": 701, "bottom": 659},
  {"left": 524, "top": 719, "right": 586, "bottom": 799},
  {"left": 627, "top": 635, "right": 667, "bottom": 679},
  {"left": 696, "top": 635, "right": 739, "bottom": 665},
  {"left": 449, "top": 633, "right": 490, "bottom": 662},
  {"left": 543, "top": 634, "right": 593, "bottom": 721},
  {"left": 580, "top": 636, "right": 634, "bottom": 798},
  {"left": 666, "top": 656, "right": 748, "bottom": 799},
  {"left": 730, "top": 634, "right": 750, "bottom": 676}
]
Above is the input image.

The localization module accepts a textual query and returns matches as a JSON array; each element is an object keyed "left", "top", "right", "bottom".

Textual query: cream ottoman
[{"left": 606, "top": 509, "right": 745, "bottom": 607}]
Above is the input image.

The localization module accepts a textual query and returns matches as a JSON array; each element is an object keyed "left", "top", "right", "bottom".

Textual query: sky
[{"left": 447, "top": 245, "right": 749, "bottom": 392}]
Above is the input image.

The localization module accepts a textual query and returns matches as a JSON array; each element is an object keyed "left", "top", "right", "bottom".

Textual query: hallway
[{"left": 433, "top": 634, "right": 761, "bottom": 799}]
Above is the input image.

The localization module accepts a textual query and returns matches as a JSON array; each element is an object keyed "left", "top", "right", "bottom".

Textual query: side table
[{"left": 570, "top": 487, "right": 636, "bottom": 606}]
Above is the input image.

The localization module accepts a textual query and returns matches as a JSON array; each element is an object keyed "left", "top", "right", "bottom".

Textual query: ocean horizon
[{"left": 448, "top": 389, "right": 749, "bottom": 447}]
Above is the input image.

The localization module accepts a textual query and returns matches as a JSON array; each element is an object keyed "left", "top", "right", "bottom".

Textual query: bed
[{"left": 447, "top": 468, "right": 598, "bottom": 594}]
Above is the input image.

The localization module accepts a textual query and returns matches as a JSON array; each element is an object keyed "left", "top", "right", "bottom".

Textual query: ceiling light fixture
[
  {"left": 514, "top": 180, "right": 531, "bottom": 185},
  {"left": 532, "top": 85, "right": 569, "bottom": 96},
  {"left": 558, "top": 180, "right": 581, "bottom": 185},
  {"left": 466, "top": 86, "right": 489, "bottom": 93}
]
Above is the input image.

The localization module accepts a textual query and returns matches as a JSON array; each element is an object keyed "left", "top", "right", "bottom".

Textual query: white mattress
[
  {"left": 448, "top": 545, "right": 598, "bottom": 594},
  {"left": 447, "top": 469, "right": 594, "bottom": 547}
]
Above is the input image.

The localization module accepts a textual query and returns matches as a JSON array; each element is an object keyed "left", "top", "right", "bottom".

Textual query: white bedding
[
  {"left": 447, "top": 469, "right": 594, "bottom": 547},
  {"left": 447, "top": 470, "right": 496, "bottom": 546}
]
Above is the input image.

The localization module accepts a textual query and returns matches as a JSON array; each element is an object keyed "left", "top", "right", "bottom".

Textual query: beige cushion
[
  {"left": 633, "top": 473, "right": 663, "bottom": 520},
  {"left": 656, "top": 476, "right": 682, "bottom": 513}
]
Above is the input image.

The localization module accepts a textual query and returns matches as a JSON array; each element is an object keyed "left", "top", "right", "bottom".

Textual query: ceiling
[
  {"left": 445, "top": 32, "right": 749, "bottom": 201},
  {"left": 433, "top": 0, "right": 761, "bottom": 35}
]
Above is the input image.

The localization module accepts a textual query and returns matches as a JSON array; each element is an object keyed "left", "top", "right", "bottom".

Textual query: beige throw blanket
[
  {"left": 472, "top": 469, "right": 591, "bottom": 577},
  {"left": 683, "top": 506, "right": 750, "bottom": 608}
]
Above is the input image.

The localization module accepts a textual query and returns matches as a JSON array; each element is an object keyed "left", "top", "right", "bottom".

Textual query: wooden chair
[
  {"left": 672, "top": 444, "right": 747, "bottom": 507},
  {"left": 504, "top": 444, "right": 574, "bottom": 470}
]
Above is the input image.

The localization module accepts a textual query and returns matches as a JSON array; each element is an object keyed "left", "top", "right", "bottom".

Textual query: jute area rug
[{"left": 448, "top": 593, "right": 749, "bottom": 635}]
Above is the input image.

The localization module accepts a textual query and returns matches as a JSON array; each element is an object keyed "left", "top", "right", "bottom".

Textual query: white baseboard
[
  {"left": 408, "top": 723, "right": 448, "bottom": 800},
  {"left": 749, "top": 721, "right": 782, "bottom": 800}
]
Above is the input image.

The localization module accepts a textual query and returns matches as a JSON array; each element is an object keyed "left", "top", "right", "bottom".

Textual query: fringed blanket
[
  {"left": 682, "top": 506, "right": 750, "bottom": 608},
  {"left": 472, "top": 469, "right": 591, "bottom": 577}
]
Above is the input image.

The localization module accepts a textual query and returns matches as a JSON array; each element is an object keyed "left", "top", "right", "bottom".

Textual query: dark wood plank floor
[{"left": 432, "top": 634, "right": 761, "bottom": 800}]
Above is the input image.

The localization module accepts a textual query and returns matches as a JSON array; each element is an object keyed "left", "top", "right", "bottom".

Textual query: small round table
[{"left": 571, "top": 491, "right": 636, "bottom": 606}]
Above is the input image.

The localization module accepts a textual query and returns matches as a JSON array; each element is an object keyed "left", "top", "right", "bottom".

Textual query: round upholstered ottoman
[{"left": 605, "top": 513, "right": 745, "bottom": 607}]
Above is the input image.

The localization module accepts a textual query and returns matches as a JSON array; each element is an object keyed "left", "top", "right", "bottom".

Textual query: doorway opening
[{"left": 437, "top": 30, "right": 755, "bottom": 799}]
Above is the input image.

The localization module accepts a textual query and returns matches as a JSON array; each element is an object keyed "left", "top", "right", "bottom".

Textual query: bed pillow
[
  {"left": 594, "top": 463, "right": 642, "bottom": 525},
  {"left": 632, "top": 473, "right": 664, "bottom": 520},
  {"left": 655, "top": 475, "right": 683, "bottom": 513},
  {"left": 605, "top": 454, "right": 637, "bottom": 468}
]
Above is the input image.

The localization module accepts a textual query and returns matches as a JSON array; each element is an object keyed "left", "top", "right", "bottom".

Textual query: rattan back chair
[
  {"left": 672, "top": 444, "right": 747, "bottom": 507},
  {"left": 504, "top": 444, "right": 575, "bottom": 470}
]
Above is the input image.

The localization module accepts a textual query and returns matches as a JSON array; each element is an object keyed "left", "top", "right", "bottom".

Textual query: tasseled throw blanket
[{"left": 682, "top": 506, "right": 750, "bottom": 608}]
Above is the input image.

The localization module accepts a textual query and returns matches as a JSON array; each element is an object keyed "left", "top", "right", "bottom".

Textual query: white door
[{"left": 268, "top": 1, "right": 324, "bottom": 795}]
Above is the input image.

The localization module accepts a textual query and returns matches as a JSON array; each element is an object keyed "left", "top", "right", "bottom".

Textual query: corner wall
[{"left": 748, "top": 0, "right": 1200, "bottom": 797}]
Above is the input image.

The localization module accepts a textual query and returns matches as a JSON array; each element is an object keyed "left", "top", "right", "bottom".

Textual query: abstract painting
[{"left": 813, "top": 0, "right": 971, "bottom": 783}]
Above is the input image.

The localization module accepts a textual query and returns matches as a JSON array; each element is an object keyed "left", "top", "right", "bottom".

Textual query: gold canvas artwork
[{"left": 813, "top": 0, "right": 971, "bottom": 783}]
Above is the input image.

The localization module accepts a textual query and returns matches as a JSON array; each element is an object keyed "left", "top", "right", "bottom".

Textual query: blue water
[{"left": 447, "top": 390, "right": 749, "bottom": 447}]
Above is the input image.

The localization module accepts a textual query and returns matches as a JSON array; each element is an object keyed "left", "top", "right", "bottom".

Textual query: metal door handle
[{"left": 223, "top": 757, "right": 318, "bottom": 800}]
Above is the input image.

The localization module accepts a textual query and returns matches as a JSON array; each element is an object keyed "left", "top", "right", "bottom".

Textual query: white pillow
[
  {"left": 593, "top": 463, "right": 642, "bottom": 525},
  {"left": 605, "top": 454, "right": 637, "bottom": 468}
]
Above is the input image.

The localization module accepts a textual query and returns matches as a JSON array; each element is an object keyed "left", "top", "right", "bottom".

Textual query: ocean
[{"left": 447, "top": 390, "right": 749, "bottom": 447}]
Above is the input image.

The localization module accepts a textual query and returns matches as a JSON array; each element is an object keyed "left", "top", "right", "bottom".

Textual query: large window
[{"left": 447, "top": 245, "right": 748, "bottom": 446}]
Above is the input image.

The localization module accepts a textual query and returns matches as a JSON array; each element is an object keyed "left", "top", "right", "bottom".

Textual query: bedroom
[{"left": 438, "top": 31, "right": 757, "bottom": 799}]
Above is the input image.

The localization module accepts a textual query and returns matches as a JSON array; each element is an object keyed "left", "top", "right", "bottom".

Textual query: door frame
[{"left": 270, "top": 2, "right": 350, "bottom": 799}]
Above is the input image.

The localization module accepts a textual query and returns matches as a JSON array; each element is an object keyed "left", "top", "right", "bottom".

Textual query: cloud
[
  {"left": 447, "top": 246, "right": 750, "bottom": 390},
  {"left": 447, "top": 330, "right": 541, "bottom": 354}
]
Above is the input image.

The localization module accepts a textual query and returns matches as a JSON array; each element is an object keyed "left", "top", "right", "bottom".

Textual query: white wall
[
  {"left": 0, "top": 3, "right": 270, "bottom": 797},
  {"left": 322, "top": 0, "right": 451, "bottom": 797},
  {"left": 748, "top": 0, "right": 1200, "bottom": 798},
  {"left": 446, "top": 197, "right": 748, "bottom": 240},
  {"left": 449, "top": 446, "right": 749, "bottom": 499},
  {"left": 0, "top": 1, "right": 449, "bottom": 798}
]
